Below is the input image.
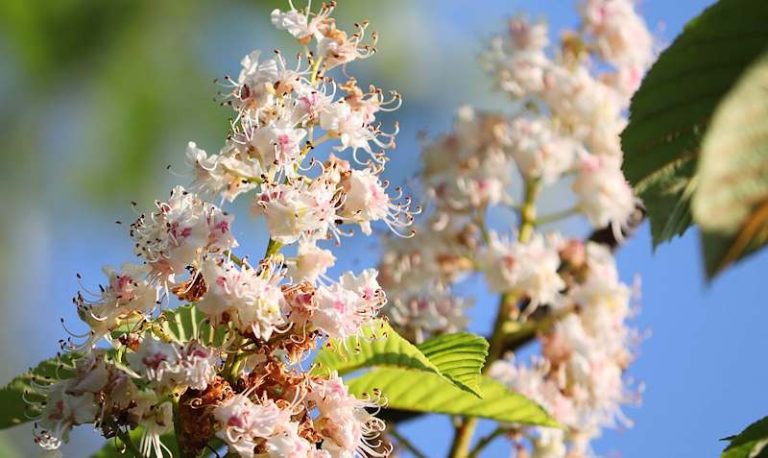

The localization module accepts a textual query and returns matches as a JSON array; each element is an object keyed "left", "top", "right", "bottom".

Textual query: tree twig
[
  {"left": 468, "top": 427, "right": 507, "bottom": 458},
  {"left": 389, "top": 428, "right": 428, "bottom": 458}
]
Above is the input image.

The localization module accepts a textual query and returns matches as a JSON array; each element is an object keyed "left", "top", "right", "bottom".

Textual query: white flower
[
  {"left": 320, "top": 101, "right": 394, "bottom": 159},
  {"left": 127, "top": 335, "right": 180, "bottom": 387},
  {"left": 481, "top": 17, "right": 551, "bottom": 98},
  {"left": 288, "top": 241, "right": 336, "bottom": 284},
  {"left": 310, "top": 374, "right": 385, "bottom": 457},
  {"left": 214, "top": 395, "right": 297, "bottom": 458},
  {"left": 532, "top": 428, "right": 567, "bottom": 458},
  {"left": 572, "top": 154, "right": 636, "bottom": 231},
  {"left": 236, "top": 50, "right": 279, "bottom": 110},
  {"left": 35, "top": 355, "right": 113, "bottom": 450},
  {"left": 186, "top": 141, "right": 261, "bottom": 202},
  {"left": 311, "top": 270, "right": 385, "bottom": 340},
  {"left": 506, "top": 117, "right": 580, "bottom": 184},
  {"left": 138, "top": 401, "right": 174, "bottom": 458},
  {"left": 176, "top": 340, "right": 220, "bottom": 390},
  {"left": 36, "top": 387, "right": 98, "bottom": 450},
  {"left": 249, "top": 122, "right": 307, "bottom": 172},
  {"left": 130, "top": 186, "right": 237, "bottom": 279},
  {"left": 387, "top": 284, "right": 471, "bottom": 337},
  {"left": 254, "top": 179, "right": 337, "bottom": 245},
  {"left": 339, "top": 268, "right": 386, "bottom": 311},
  {"left": 198, "top": 258, "right": 287, "bottom": 341},
  {"left": 264, "top": 421, "right": 313, "bottom": 458},
  {"left": 482, "top": 232, "right": 565, "bottom": 309},
  {"left": 213, "top": 394, "right": 261, "bottom": 457},
  {"left": 313, "top": 283, "right": 368, "bottom": 340},
  {"left": 271, "top": 8, "right": 311, "bottom": 41},
  {"left": 315, "top": 19, "right": 376, "bottom": 69},
  {"left": 338, "top": 168, "right": 396, "bottom": 235},
  {"left": 75, "top": 263, "right": 157, "bottom": 345},
  {"left": 580, "top": 0, "right": 654, "bottom": 70}
]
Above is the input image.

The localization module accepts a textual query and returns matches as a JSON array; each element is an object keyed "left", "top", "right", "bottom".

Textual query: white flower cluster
[
  {"left": 32, "top": 2, "right": 409, "bottom": 457},
  {"left": 379, "top": 0, "right": 651, "bottom": 455},
  {"left": 491, "top": 243, "right": 640, "bottom": 457},
  {"left": 480, "top": 0, "right": 653, "bottom": 235}
]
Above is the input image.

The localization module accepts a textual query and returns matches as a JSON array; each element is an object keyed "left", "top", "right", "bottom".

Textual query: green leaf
[
  {"left": 416, "top": 332, "right": 488, "bottom": 397},
  {"left": 0, "top": 352, "right": 81, "bottom": 430},
  {"left": 692, "top": 51, "right": 768, "bottom": 278},
  {"left": 722, "top": 416, "right": 768, "bottom": 458},
  {"left": 313, "top": 321, "right": 440, "bottom": 377},
  {"left": 621, "top": 0, "right": 768, "bottom": 246},
  {"left": 157, "top": 304, "right": 226, "bottom": 346},
  {"left": 346, "top": 368, "right": 557, "bottom": 427},
  {"left": 313, "top": 321, "right": 483, "bottom": 397}
]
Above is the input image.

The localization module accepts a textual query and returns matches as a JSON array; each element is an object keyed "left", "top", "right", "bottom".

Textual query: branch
[
  {"left": 389, "top": 428, "right": 428, "bottom": 458},
  {"left": 468, "top": 427, "right": 507, "bottom": 458}
]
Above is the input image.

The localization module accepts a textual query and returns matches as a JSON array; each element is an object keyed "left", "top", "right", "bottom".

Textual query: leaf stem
[
  {"left": 518, "top": 178, "right": 541, "bottom": 243},
  {"left": 448, "top": 177, "right": 541, "bottom": 458}
]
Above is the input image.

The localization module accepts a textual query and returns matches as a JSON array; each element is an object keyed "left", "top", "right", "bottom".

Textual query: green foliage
[
  {"left": 621, "top": 0, "right": 768, "bottom": 247},
  {"left": 315, "top": 324, "right": 551, "bottom": 426},
  {"left": 622, "top": 0, "right": 768, "bottom": 277},
  {"left": 416, "top": 332, "right": 488, "bottom": 397},
  {"left": 721, "top": 416, "right": 768, "bottom": 458},
  {"left": 158, "top": 303, "right": 226, "bottom": 346},
  {"left": 313, "top": 320, "right": 484, "bottom": 396},
  {"left": 0, "top": 352, "right": 80, "bottom": 429},
  {"left": 692, "top": 52, "right": 768, "bottom": 277},
  {"left": 347, "top": 368, "right": 557, "bottom": 427}
]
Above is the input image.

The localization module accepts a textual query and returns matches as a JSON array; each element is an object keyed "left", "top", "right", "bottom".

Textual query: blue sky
[{"left": 5, "top": 0, "right": 768, "bottom": 456}]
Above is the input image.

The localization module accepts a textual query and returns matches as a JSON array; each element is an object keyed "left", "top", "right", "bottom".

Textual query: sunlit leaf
[
  {"left": 157, "top": 304, "right": 226, "bottom": 347},
  {"left": 417, "top": 332, "right": 488, "bottom": 397},
  {"left": 313, "top": 321, "right": 483, "bottom": 397},
  {"left": 347, "top": 368, "right": 557, "bottom": 427}
]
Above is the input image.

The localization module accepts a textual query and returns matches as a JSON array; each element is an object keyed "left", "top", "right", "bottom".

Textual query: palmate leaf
[
  {"left": 347, "top": 368, "right": 557, "bottom": 427},
  {"left": 692, "top": 52, "right": 768, "bottom": 278},
  {"left": 157, "top": 303, "right": 226, "bottom": 346},
  {"left": 313, "top": 320, "right": 441, "bottom": 375},
  {"left": 0, "top": 352, "right": 81, "bottom": 429},
  {"left": 416, "top": 332, "right": 488, "bottom": 397},
  {"left": 621, "top": 0, "right": 768, "bottom": 246},
  {"left": 313, "top": 321, "right": 485, "bottom": 397},
  {"left": 721, "top": 416, "right": 768, "bottom": 458}
]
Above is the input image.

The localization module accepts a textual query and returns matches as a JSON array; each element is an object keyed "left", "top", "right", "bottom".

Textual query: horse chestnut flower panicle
[
  {"left": 379, "top": 0, "right": 653, "bottom": 455},
  {"left": 33, "top": 2, "right": 408, "bottom": 456}
]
